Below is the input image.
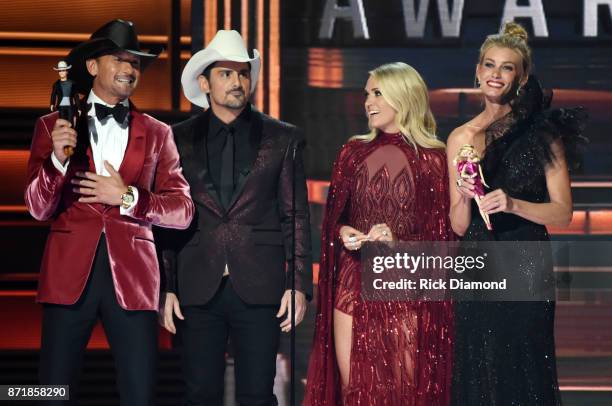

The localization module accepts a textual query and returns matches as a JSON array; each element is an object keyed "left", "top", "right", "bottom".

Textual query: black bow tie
[{"left": 94, "top": 103, "right": 129, "bottom": 123}]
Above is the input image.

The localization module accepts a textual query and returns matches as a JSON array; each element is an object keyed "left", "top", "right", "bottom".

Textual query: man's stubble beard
[
  {"left": 213, "top": 91, "right": 248, "bottom": 110},
  {"left": 224, "top": 98, "right": 246, "bottom": 109},
  {"left": 224, "top": 94, "right": 248, "bottom": 110}
]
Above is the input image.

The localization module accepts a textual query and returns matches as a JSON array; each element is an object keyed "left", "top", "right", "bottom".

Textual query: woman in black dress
[{"left": 446, "top": 22, "right": 586, "bottom": 405}]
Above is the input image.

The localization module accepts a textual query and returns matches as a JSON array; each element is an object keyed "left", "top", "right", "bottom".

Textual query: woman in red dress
[{"left": 304, "top": 62, "right": 454, "bottom": 405}]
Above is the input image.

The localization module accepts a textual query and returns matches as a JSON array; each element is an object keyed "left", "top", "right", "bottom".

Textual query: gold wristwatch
[{"left": 121, "top": 186, "right": 135, "bottom": 209}]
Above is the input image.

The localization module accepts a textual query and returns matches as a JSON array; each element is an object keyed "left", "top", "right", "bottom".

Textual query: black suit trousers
[
  {"left": 39, "top": 236, "right": 158, "bottom": 405},
  {"left": 180, "top": 277, "right": 280, "bottom": 406}
]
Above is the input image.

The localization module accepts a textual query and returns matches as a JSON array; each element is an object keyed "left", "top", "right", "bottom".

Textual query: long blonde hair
[{"left": 351, "top": 62, "right": 445, "bottom": 149}]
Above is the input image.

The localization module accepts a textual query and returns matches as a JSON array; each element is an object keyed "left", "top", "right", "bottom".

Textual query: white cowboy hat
[
  {"left": 181, "top": 30, "right": 260, "bottom": 108},
  {"left": 53, "top": 60, "right": 72, "bottom": 71}
]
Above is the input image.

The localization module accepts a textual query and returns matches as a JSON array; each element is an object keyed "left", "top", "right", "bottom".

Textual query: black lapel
[
  {"left": 227, "top": 108, "right": 264, "bottom": 210},
  {"left": 187, "top": 111, "right": 224, "bottom": 212}
]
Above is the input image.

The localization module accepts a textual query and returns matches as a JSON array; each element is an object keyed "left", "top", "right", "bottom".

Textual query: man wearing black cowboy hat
[
  {"left": 158, "top": 30, "right": 312, "bottom": 406},
  {"left": 25, "top": 19, "right": 194, "bottom": 405}
]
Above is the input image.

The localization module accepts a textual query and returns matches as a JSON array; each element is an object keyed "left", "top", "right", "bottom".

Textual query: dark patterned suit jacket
[{"left": 161, "top": 106, "right": 313, "bottom": 305}]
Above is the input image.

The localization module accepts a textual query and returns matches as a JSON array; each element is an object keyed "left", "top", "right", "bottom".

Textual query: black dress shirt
[{"left": 207, "top": 105, "right": 252, "bottom": 198}]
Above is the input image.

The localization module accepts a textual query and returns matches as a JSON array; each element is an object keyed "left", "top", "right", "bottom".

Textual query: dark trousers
[
  {"left": 39, "top": 236, "right": 158, "bottom": 405},
  {"left": 180, "top": 277, "right": 280, "bottom": 406}
]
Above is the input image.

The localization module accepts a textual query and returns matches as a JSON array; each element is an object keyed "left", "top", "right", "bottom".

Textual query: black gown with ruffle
[{"left": 451, "top": 76, "right": 587, "bottom": 406}]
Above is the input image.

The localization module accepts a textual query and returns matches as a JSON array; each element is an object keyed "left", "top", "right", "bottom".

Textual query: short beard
[{"left": 218, "top": 94, "right": 247, "bottom": 110}]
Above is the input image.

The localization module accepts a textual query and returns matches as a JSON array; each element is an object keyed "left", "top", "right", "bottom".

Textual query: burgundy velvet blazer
[{"left": 25, "top": 108, "right": 194, "bottom": 311}]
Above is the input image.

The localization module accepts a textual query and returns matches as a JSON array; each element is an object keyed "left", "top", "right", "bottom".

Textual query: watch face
[{"left": 122, "top": 189, "right": 135, "bottom": 205}]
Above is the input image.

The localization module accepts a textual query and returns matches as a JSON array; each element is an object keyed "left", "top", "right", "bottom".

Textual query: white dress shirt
[{"left": 51, "top": 90, "right": 138, "bottom": 214}]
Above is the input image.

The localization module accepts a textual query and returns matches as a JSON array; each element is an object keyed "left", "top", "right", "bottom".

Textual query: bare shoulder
[{"left": 447, "top": 122, "right": 478, "bottom": 146}]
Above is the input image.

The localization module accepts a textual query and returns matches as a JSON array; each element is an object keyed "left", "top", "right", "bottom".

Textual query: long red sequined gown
[{"left": 304, "top": 132, "right": 455, "bottom": 405}]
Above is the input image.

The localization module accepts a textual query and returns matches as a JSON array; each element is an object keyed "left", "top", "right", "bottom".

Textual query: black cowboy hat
[{"left": 66, "top": 19, "right": 163, "bottom": 92}]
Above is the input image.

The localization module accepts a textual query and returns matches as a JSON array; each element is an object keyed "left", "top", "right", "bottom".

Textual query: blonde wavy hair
[
  {"left": 351, "top": 62, "right": 445, "bottom": 149},
  {"left": 478, "top": 22, "right": 532, "bottom": 82}
]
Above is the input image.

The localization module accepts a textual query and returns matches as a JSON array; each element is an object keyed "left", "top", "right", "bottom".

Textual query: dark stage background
[{"left": 0, "top": 0, "right": 611, "bottom": 404}]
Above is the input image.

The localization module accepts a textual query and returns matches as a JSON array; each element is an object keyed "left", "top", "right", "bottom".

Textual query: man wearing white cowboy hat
[
  {"left": 50, "top": 60, "right": 79, "bottom": 126},
  {"left": 159, "top": 30, "right": 312, "bottom": 405},
  {"left": 25, "top": 19, "right": 193, "bottom": 405}
]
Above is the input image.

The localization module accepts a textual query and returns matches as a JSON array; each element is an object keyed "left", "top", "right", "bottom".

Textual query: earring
[
  {"left": 475, "top": 78, "right": 481, "bottom": 88},
  {"left": 516, "top": 85, "right": 522, "bottom": 97}
]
